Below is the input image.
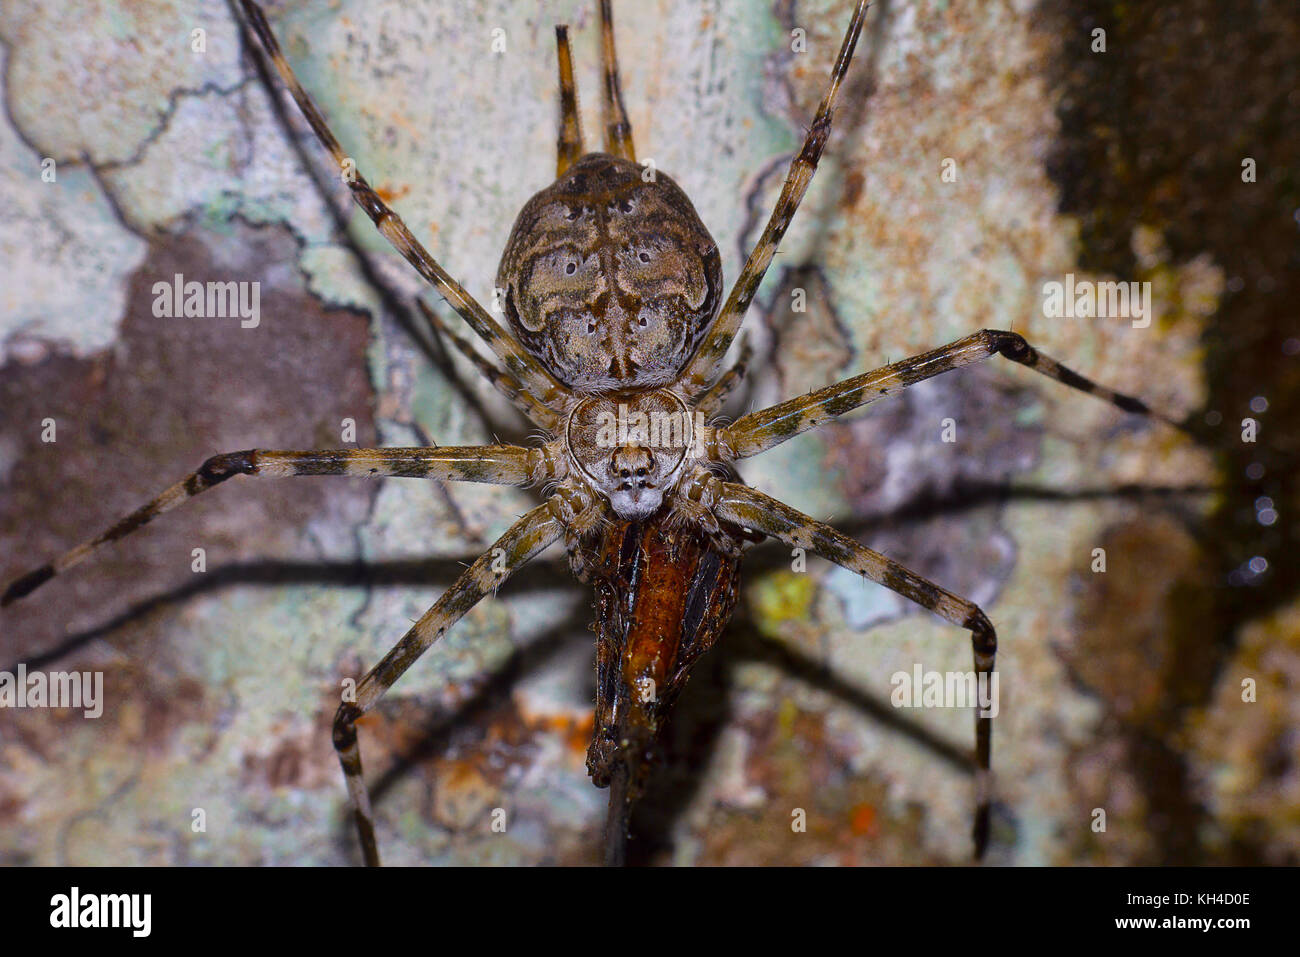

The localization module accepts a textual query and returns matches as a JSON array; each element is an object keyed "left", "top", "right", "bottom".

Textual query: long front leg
[
  {"left": 693, "top": 336, "right": 754, "bottom": 422},
  {"left": 416, "top": 300, "right": 563, "bottom": 433},
  {"left": 597, "top": 0, "right": 636, "bottom": 161},
  {"left": 2, "top": 445, "right": 557, "bottom": 606},
  {"left": 681, "top": 0, "right": 870, "bottom": 398},
  {"left": 709, "top": 479, "right": 996, "bottom": 858},
  {"left": 237, "top": 0, "right": 568, "bottom": 411},
  {"left": 721, "top": 329, "right": 1186, "bottom": 460},
  {"left": 333, "top": 500, "right": 565, "bottom": 865},
  {"left": 554, "top": 25, "right": 586, "bottom": 175}
]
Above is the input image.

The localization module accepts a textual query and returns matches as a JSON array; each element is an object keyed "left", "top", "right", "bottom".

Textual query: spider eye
[
  {"left": 565, "top": 261, "right": 577, "bottom": 275},
  {"left": 587, "top": 321, "right": 597, "bottom": 334},
  {"left": 638, "top": 251, "right": 651, "bottom": 263}
]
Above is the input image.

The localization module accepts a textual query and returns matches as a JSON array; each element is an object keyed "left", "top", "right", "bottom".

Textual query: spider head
[
  {"left": 497, "top": 154, "right": 722, "bottom": 392},
  {"left": 606, "top": 446, "right": 661, "bottom": 519},
  {"left": 565, "top": 390, "right": 698, "bottom": 520}
]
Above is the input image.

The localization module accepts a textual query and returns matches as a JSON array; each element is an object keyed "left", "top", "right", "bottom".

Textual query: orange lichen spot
[
  {"left": 849, "top": 802, "right": 877, "bottom": 836},
  {"left": 432, "top": 759, "right": 495, "bottom": 830},
  {"left": 375, "top": 182, "right": 411, "bottom": 203},
  {"left": 524, "top": 710, "right": 595, "bottom": 756},
  {"left": 557, "top": 713, "right": 595, "bottom": 754},
  {"left": 843, "top": 169, "right": 865, "bottom": 208}
]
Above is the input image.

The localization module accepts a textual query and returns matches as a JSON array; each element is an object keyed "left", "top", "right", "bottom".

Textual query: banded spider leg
[
  {"left": 333, "top": 485, "right": 600, "bottom": 866},
  {"left": 236, "top": 0, "right": 568, "bottom": 415},
  {"left": 0, "top": 442, "right": 582, "bottom": 866},
  {"left": 696, "top": 332, "right": 1183, "bottom": 854}
]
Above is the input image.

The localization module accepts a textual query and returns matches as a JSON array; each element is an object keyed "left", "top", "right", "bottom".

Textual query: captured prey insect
[{"left": 2, "top": 0, "right": 1186, "bottom": 865}]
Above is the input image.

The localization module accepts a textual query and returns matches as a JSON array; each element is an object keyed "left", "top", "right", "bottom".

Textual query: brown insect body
[{"left": 577, "top": 510, "right": 747, "bottom": 858}]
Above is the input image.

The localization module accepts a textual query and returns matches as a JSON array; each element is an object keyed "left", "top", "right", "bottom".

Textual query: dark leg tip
[
  {"left": 198, "top": 449, "right": 256, "bottom": 485},
  {"left": 2, "top": 564, "right": 55, "bottom": 606},
  {"left": 991, "top": 330, "right": 1031, "bottom": 360},
  {"left": 332, "top": 702, "right": 360, "bottom": 751},
  {"left": 1114, "top": 394, "right": 1151, "bottom": 415}
]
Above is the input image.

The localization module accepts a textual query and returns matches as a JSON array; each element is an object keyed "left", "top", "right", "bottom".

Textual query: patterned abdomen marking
[{"left": 498, "top": 153, "right": 722, "bottom": 392}]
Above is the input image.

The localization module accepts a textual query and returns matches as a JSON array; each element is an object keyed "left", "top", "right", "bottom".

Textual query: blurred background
[{"left": 0, "top": 0, "right": 1294, "bottom": 864}]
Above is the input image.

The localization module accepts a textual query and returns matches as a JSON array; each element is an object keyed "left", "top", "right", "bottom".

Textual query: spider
[{"left": 1, "top": 0, "right": 1185, "bottom": 866}]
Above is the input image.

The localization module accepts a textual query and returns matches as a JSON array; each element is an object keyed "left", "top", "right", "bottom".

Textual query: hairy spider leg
[
  {"left": 720, "top": 329, "right": 1188, "bottom": 461},
  {"left": 416, "top": 299, "right": 564, "bottom": 433},
  {"left": 237, "top": 0, "right": 569, "bottom": 413},
  {"left": 682, "top": 0, "right": 871, "bottom": 399},
  {"left": 709, "top": 480, "right": 996, "bottom": 858},
  {"left": 708, "top": 327, "right": 1188, "bottom": 858},
  {"left": 555, "top": 25, "right": 586, "bottom": 175},
  {"left": 334, "top": 499, "right": 570, "bottom": 865},
  {"left": 694, "top": 335, "right": 754, "bottom": 421},
  {"left": 1, "top": 447, "right": 556, "bottom": 607},
  {"left": 599, "top": 0, "right": 636, "bottom": 161}
]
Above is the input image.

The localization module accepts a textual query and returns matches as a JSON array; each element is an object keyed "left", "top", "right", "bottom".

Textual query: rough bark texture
[{"left": 0, "top": 0, "right": 1294, "bottom": 865}]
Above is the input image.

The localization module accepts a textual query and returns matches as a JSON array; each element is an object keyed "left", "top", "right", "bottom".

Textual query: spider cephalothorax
[
  {"left": 497, "top": 153, "right": 723, "bottom": 392},
  {"left": 2, "top": 0, "right": 1186, "bottom": 867},
  {"left": 565, "top": 389, "right": 702, "bottom": 520}
]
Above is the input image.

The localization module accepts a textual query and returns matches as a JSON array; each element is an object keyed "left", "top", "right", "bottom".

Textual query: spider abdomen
[{"left": 497, "top": 153, "right": 722, "bottom": 392}]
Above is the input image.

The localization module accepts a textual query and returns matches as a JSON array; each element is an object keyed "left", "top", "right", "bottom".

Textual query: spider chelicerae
[{"left": 2, "top": 0, "right": 1185, "bottom": 866}]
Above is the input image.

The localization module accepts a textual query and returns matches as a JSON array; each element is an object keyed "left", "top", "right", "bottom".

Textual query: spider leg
[
  {"left": 709, "top": 480, "right": 995, "bottom": 859},
  {"left": 1, "top": 445, "right": 558, "bottom": 607},
  {"left": 693, "top": 335, "right": 754, "bottom": 421},
  {"left": 237, "top": 0, "right": 568, "bottom": 411},
  {"left": 721, "top": 329, "right": 1187, "bottom": 460},
  {"left": 334, "top": 499, "right": 566, "bottom": 865},
  {"left": 416, "top": 300, "right": 564, "bottom": 433},
  {"left": 681, "top": 0, "right": 870, "bottom": 398},
  {"left": 555, "top": 25, "right": 586, "bottom": 175},
  {"left": 598, "top": 0, "right": 636, "bottom": 161}
]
